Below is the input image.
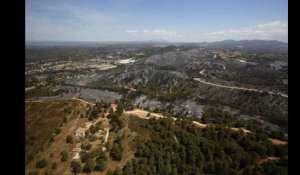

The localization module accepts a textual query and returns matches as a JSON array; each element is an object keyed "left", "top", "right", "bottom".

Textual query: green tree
[
  {"left": 71, "top": 160, "right": 82, "bottom": 174},
  {"left": 54, "top": 128, "right": 61, "bottom": 135},
  {"left": 81, "top": 142, "right": 92, "bottom": 151},
  {"left": 27, "top": 154, "right": 34, "bottom": 162},
  {"left": 60, "top": 150, "right": 69, "bottom": 162},
  {"left": 63, "top": 116, "right": 68, "bottom": 123},
  {"left": 66, "top": 135, "right": 73, "bottom": 144},
  {"left": 110, "top": 144, "right": 123, "bottom": 161},
  {"left": 36, "top": 158, "right": 48, "bottom": 168},
  {"left": 80, "top": 152, "right": 92, "bottom": 163},
  {"left": 83, "top": 158, "right": 96, "bottom": 173},
  {"left": 114, "top": 167, "right": 122, "bottom": 175},
  {"left": 51, "top": 162, "right": 57, "bottom": 169},
  {"left": 94, "top": 159, "right": 107, "bottom": 172}
]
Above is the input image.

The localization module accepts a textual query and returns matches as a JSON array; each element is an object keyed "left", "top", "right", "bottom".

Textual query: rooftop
[{"left": 75, "top": 127, "right": 87, "bottom": 133}]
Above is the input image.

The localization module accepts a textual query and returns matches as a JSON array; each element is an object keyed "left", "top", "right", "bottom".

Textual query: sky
[{"left": 26, "top": 0, "right": 288, "bottom": 42}]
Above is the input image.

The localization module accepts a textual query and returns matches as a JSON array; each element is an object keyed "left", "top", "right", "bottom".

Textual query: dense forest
[{"left": 107, "top": 115, "right": 287, "bottom": 175}]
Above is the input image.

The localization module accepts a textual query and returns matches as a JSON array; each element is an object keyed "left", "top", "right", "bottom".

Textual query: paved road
[{"left": 193, "top": 78, "right": 288, "bottom": 98}]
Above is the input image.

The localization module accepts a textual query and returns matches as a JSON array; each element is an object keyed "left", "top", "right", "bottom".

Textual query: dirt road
[
  {"left": 26, "top": 97, "right": 95, "bottom": 106},
  {"left": 124, "top": 109, "right": 250, "bottom": 133},
  {"left": 193, "top": 78, "right": 288, "bottom": 98},
  {"left": 269, "top": 138, "right": 288, "bottom": 145}
]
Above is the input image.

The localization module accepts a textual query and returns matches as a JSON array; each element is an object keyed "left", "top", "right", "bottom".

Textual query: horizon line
[{"left": 26, "top": 39, "right": 288, "bottom": 44}]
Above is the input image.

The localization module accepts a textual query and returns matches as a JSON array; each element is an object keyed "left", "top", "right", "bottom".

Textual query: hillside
[
  {"left": 88, "top": 47, "right": 288, "bottom": 128},
  {"left": 25, "top": 100, "right": 91, "bottom": 174},
  {"left": 25, "top": 99, "right": 288, "bottom": 175}
]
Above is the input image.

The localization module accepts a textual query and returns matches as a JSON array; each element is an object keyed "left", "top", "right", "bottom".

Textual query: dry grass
[{"left": 25, "top": 100, "right": 90, "bottom": 174}]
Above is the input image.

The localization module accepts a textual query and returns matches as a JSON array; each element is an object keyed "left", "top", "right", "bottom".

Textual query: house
[
  {"left": 75, "top": 127, "right": 87, "bottom": 137},
  {"left": 85, "top": 122, "right": 92, "bottom": 129}
]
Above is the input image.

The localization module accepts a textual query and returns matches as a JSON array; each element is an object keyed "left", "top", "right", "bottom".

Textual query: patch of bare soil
[{"left": 269, "top": 138, "right": 288, "bottom": 145}]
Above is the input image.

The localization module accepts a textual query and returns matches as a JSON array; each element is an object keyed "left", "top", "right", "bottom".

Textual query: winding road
[{"left": 193, "top": 78, "right": 288, "bottom": 98}]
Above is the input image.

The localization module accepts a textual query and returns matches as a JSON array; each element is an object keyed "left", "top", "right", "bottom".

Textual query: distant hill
[
  {"left": 26, "top": 39, "right": 287, "bottom": 49},
  {"left": 26, "top": 39, "right": 172, "bottom": 47},
  {"left": 204, "top": 39, "right": 288, "bottom": 49}
]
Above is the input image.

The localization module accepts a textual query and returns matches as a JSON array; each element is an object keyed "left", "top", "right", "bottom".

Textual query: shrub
[
  {"left": 66, "top": 135, "right": 73, "bottom": 144},
  {"left": 81, "top": 142, "right": 92, "bottom": 151},
  {"left": 94, "top": 159, "right": 107, "bottom": 172},
  {"left": 36, "top": 158, "right": 48, "bottom": 168},
  {"left": 54, "top": 128, "right": 61, "bottom": 135},
  {"left": 83, "top": 158, "right": 96, "bottom": 173},
  {"left": 71, "top": 160, "right": 82, "bottom": 174},
  {"left": 60, "top": 150, "right": 69, "bottom": 162},
  {"left": 27, "top": 154, "right": 34, "bottom": 162},
  {"left": 51, "top": 162, "right": 57, "bottom": 169}
]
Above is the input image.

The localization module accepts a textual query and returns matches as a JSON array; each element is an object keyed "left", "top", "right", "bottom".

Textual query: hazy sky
[{"left": 26, "top": 0, "right": 288, "bottom": 42}]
